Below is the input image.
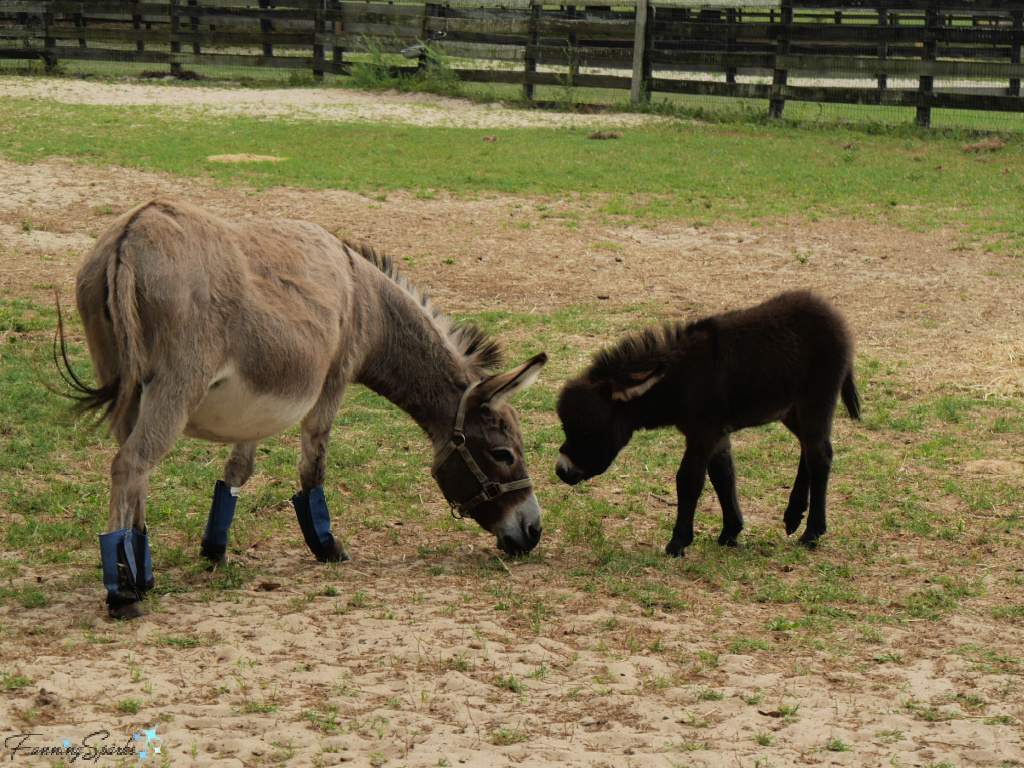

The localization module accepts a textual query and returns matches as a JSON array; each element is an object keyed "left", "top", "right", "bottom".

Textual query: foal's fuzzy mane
[
  {"left": 343, "top": 239, "right": 503, "bottom": 376},
  {"left": 590, "top": 319, "right": 714, "bottom": 379}
]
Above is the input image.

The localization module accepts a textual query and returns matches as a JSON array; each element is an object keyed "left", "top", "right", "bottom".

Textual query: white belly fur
[{"left": 178, "top": 364, "right": 319, "bottom": 444}]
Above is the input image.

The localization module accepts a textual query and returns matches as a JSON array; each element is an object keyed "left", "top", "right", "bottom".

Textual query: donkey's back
[
  {"left": 75, "top": 198, "right": 360, "bottom": 445},
  {"left": 703, "top": 290, "right": 860, "bottom": 426}
]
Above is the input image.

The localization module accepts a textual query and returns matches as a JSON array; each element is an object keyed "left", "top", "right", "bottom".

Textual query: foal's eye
[{"left": 489, "top": 448, "right": 516, "bottom": 467}]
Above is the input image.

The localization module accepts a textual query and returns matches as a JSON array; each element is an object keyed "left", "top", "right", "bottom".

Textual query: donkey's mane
[
  {"left": 590, "top": 318, "right": 716, "bottom": 378},
  {"left": 342, "top": 239, "right": 503, "bottom": 376}
]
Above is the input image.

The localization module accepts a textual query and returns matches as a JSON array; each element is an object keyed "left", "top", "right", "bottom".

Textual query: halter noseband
[{"left": 430, "top": 381, "right": 533, "bottom": 519}]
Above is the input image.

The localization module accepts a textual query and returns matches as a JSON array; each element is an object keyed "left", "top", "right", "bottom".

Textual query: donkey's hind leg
[
  {"left": 707, "top": 436, "right": 744, "bottom": 547},
  {"left": 201, "top": 442, "right": 258, "bottom": 565},
  {"left": 292, "top": 381, "right": 350, "bottom": 563},
  {"left": 781, "top": 412, "right": 811, "bottom": 536},
  {"left": 103, "top": 380, "right": 199, "bottom": 619},
  {"left": 792, "top": 405, "right": 836, "bottom": 549}
]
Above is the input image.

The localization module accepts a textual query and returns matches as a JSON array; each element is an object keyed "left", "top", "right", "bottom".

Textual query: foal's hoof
[
  {"left": 108, "top": 599, "right": 144, "bottom": 620},
  {"left": 717, "top": 530, "right": 741, "bottom": 548},
  {"left": 664, "top": 538, "right": 688, "bottom": 558},
  {"left": 783, "top": 511, "right": 805, "bottom": 536},
  {"left": 315, "top": 538, "right": 351, "bottom": 563},
  {"left": 797, "top": 531, "right": 821, "bottom": 550}
]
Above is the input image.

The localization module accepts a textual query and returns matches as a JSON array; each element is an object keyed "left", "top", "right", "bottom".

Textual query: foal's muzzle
[{"left": 555, "top": 452, "right": 587, "bottom": 486}]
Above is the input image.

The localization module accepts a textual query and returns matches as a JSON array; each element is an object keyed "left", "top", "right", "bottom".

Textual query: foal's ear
[
  {"left": 609, "top": 365, "right": 666, "bottom": 402},
  {"left": 477, "top": 352, "right": 548, "bottom": 408}
]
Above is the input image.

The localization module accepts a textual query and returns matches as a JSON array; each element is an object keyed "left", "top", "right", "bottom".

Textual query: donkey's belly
[{"left": 182, "top": 368, "right": 319, "bottom": 444}]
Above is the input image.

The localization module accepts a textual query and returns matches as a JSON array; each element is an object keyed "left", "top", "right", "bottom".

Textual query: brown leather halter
[{"left": 430, "top": 382, "right": 533, "bottom": 519}]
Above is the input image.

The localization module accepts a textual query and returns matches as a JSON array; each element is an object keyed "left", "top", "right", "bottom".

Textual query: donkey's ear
[
  {"left": 477, "top": 352, "right": 548, "bottom": 408},
  {"left": 610, "top": 365, "right": 666, "bottom": 402}
]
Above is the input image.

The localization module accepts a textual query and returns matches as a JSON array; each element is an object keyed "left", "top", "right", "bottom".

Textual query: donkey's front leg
[
  {"left": 706, "top": 436, "right": 743, "bottom": 547},
  {"left": 665, "top": 441, "right": 712, "bottom": 557},
  {"left": 292, "top": 386, "right": 350, "bottom": 563},
  {"left": 201, "top": 442, "right": 258, "bottom": 565}
]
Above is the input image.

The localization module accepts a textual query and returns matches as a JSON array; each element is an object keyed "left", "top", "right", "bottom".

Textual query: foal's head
[
  {"left": 555, "top": 337, "right": 668, "bottom": 485},
  {"left": 431, "top": 353, "right": 548, "bottom": 556}
]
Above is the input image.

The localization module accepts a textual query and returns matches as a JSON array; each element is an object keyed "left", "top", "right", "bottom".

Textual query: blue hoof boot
[
  {"left": 201, "top": 480, "right": 238, "bottom": 563},
  {"left": 292, "top": 488, "right": 350, "bottom": 563},
  {"left": 100, "top": 528, "right": 145, "bottom": 617},
  {"left": 132, "top": 526, "right": 155, "bottom": 594}
]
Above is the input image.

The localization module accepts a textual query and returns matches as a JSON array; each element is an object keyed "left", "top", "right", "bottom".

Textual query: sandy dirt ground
[{"left": 1, "top": 79, "right": 1023, "bottom": 768}]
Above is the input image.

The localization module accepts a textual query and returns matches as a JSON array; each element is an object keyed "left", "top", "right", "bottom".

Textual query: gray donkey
[{"left": 62, "top": 199, "right": 547, "bottom": 619}]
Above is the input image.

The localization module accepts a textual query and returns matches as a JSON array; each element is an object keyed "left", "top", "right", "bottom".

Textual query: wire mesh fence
[{"left": 1, "top": 0, "right": 1022, "bottom": 131}]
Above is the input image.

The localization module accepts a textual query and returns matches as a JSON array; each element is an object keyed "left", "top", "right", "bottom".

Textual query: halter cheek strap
[{"left": 430, "top": 381, "right": 533, "bottom": 519}]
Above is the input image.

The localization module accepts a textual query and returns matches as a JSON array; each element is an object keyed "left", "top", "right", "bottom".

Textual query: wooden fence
[{"left": 2, "top": 0, "right": 1023, "bottom": 126}]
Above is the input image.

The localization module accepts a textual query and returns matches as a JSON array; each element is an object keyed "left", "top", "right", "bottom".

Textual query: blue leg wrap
[
  {"left": 99, "top": 528, "right": 140, "bottom": 603},
  {"left": 201, "top": 480, "right": 238, "bottom": 562},
  {"left": 132, "top": 527, "right": 154, "bottom": 594},
  {"left": 292, "top": 487, "right": 340, "bottom": 562}
]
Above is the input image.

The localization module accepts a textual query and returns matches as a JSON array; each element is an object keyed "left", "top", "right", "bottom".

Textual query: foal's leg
[
  {"left": 794, "top": 406, "right": 836, "bottom": 549},
  {"left": 103, "top": 378, "right": 199, "bottom": 619},
  {"left": 200, "top": 442, "right": 258, "bottom": 565},
  {"left": 706, "top": 435, "right": 743, "bottom": 547},
  {"left": 781, "top": 412, "right": 811, "bottom": 536},
  {"left": 665, "top": 437, "right": 713, "bottom": 557},
  {"left": 291, "top": 381, "right": 349, "bottom": 563}
]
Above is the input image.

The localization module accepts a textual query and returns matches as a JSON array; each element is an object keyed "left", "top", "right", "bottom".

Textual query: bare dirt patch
[
  {"left": 1, "top": 115, "right": 1023, "bottom": 766},
  {"left": 0, "top": 76, "right": 668, "bottom": 129}
]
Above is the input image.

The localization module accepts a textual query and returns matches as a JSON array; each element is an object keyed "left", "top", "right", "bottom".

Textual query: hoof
[
  {"left": 664, "top": 538, "right": 688, "bottom": 558},
  {"left": 718, "top": 530, "right": 741, "bottom": 548},
  {"left": 797, "top": 531, "right": 821, "bottom": 550},
  {"left": 200, "top": 543, "right": 228, "bottom": 567},
  {"left": 783, "top": 513, "right": 804, "bottom": 536},
  {"left": 315, "top": 538, "right": 350, "bottom": 563},
  {"left": 108, "top": 599, "right": 144, "bottom": 620}
]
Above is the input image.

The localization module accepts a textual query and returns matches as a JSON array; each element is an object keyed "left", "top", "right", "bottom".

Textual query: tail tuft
[
  {"left": 53, "top": 292, "right": 119, "bottom": 418},
  {"left": 841, "top": 371, "right": 861, "bottom": 420}
]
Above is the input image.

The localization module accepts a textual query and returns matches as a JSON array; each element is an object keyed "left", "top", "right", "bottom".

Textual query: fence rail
[{"left": 2, "top": 0, "right": 1023, "bottom": 125}]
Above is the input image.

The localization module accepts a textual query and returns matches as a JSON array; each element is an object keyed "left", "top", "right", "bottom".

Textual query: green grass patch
[{"left": 3, "top": 98, "right": 1024, "bottom": 245}]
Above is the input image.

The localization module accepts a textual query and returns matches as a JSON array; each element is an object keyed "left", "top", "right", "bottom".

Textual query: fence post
[
  {"left": 524, "top": 2, "right": 539, "bottom": 102},
  {"left": 74, "top": 10, "right": 87, "bottom": 49},
  {"left": 331, "top": 0, "right": 344, "bottom": 70},
  {"left": 132, "top": 0, "right": 145, "bottom": 53},
  {"left": 916, "top": 6, "right": 937, "bottom": 128},
  {"left": 630, "top": 0, "right": 650, "bottom": 105},
  {"left": 313, "top": 0, "right": 325, "bottom": 79},
  {"left": 769, "top": 0, "right": 792, "bottom": 119},
  {"left": 876, "top": 8, "right": 887, "bottom": 90},
  {"left": 42, "top": 7, "right": 56, "bottom": 71},
  {"left": 170, "top": 0, "right": 181, "bottom": 76},
  {"left": 1011, "top": 10, "right": 1022, "bottom": 98},
  {"left": 260, "top": 0, "right": 274, "bottom": 58},
  {"left": 189, "top": 0, "right": 200, "bottom": 55},
  {"left": 726, "top": 8, "right": 736, "bottom": 85}
]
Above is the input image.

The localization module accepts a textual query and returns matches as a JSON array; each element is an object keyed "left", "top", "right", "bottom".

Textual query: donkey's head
[
  {"left": 554, "top": 366, "right": 664, "bottom": 485},
  {"left": 431, "top": 353, "right": 548, "bottom": 556}
]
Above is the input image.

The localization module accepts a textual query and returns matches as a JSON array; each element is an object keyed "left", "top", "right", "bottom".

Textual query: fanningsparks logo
[{"left": 4, "top": 726, "right": 162, "bottom": 763}]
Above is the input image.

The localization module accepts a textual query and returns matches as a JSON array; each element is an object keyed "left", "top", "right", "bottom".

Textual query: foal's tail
[{"left": 841, "top": 370, "right": 861, "bottom": 420}]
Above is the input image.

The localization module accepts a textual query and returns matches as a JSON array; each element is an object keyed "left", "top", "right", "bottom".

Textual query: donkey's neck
[{"left": 354, "top": 273, "right": 472, "bottom": 447}]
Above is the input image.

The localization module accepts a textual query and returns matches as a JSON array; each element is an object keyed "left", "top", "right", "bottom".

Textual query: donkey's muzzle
[{"left": 494, "top": 494, "right": 543, "bottom": 556}]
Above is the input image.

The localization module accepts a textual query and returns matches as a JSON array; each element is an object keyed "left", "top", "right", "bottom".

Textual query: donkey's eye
[{"left": 489, "top": 448, "right": 516, "bottom": 467}]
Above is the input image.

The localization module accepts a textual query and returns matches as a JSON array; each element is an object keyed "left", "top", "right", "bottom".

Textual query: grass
[
  {"left": 2, "top": 97, "right": 1024, "bottom": 252},
  {"left": 3, "top": 291, "right": 1021, "bottom": 641}
]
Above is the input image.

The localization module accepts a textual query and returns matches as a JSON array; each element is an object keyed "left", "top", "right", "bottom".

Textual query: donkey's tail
[
  {"left": 53, "top": 292, "right": 119, "bottom": 416},
  {"left": 841, "top": 370, "right": 861, "bottom": 420}
]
